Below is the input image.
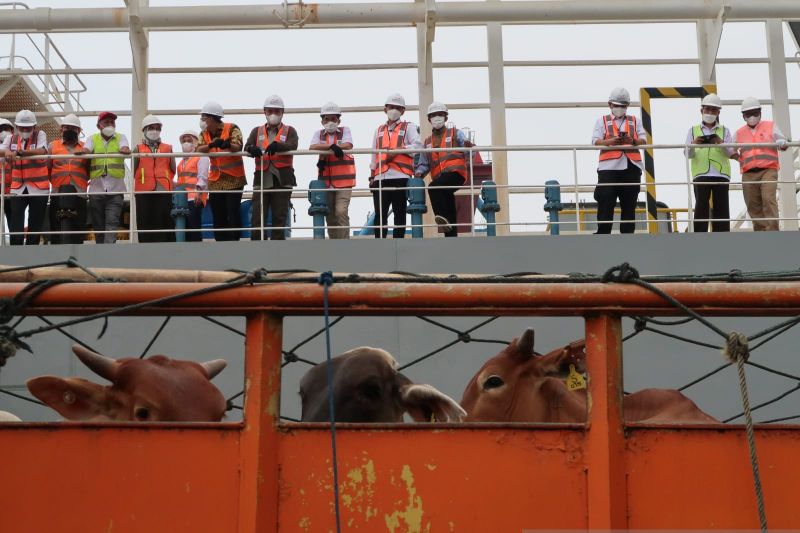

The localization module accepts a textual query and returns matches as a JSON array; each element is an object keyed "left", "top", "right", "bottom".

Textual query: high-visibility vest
[
  {"left": 426, "top": 127, "right": 467, "bottom": 182},
  {"left": 318, "top": 129, "right": 356, "bottom": 188},
  {"left": 598, "top": 114, "right": 642, "bottom": 163},
  {"left": 372, "top": 121, "right": 414, "bottom": 178},
  {"left": 1, "top": 147, "right": 11, "bottom": 192},
  {"left": 254, "top": 124, "right": 294, "bottom": 171},
  {"left": 689, "top": 125, "right": 731, "bottom": 179},
  {"left": 88, "top": 133, "right": 126, "bottom": 179},
  {"left": 176, "top": 157, "right": 207, "bottom": 203},
  {"left": 201, "top": 123, "right": 245, "bottom": 182},
  {"left": 133, "top": 142, "right": 175, "bottom": 192},
  {"left": 10, "top": 131, "right": 49, "bottom": 191},
  {"left": 50, "top": 140, "right": 89, "bottom": 191},
  {"left": 735, "top": 120, "right": 780, "bottom": 173}
]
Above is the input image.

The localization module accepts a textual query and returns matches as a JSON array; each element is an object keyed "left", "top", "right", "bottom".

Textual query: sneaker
[{"left": 434, "top": 215, "right": 453, "bottom": 232}]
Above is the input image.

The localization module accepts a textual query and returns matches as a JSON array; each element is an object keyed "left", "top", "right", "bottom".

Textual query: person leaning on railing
[
  {"left": 735, "top": 97, "right": 789, "bottom": 232},
  {"left": 175, "top": 130, "right": 208, "bottom": 243},
  {"left": 133, "top": 115, "right": 176, "bottom": 243},
  {"left": 47, "top": 113, "right": 89, "bottom": 245},
  {"left": 684, "top": 94, "right": 735, "bottom": 233},
  {"left": 85, "top": 111, "right": 130, "bottom": 244},
  {"left": 591, "top": 88, "right": 647, "bottom": 235},
  {"left": 0, "top": 118, "right": 14, "bottom": 235}
]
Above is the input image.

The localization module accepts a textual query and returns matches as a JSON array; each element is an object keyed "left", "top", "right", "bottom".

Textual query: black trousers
[
  {"left": 371, "top": 178, "right": 408, "bottom": 239},
  {"left": 135, "top": 192, "right": 175, "bottom": 243},
  {"left": 184, "top": 200, "right": 204, "bottom": 242},
  {"left": 693, "top": 176, "right": 730, "bottom": 233},
  {"left": 8, "top": 192, "right": 47, "bottom": 245},
  {"left": 428, "top": 172, "right": 464, "bottom": 238},
  {"left": 594, "top": 160, "right": 642, "bottom": 234},
  {"left": 49, "top": 185, "right": 87, "bottom": 245},
  {"left": 209, "top": 187, "right": 243, "bottom": 241}
]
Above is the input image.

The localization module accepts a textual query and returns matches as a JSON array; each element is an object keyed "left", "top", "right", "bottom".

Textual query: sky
[{"left": 1, "top": 0, "right": 799, "bottom": 235}]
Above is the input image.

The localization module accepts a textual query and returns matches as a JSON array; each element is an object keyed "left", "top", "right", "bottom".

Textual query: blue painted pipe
[
  {"left": 544, "top": 179, "right": 564, "bottom": 236},
  {"left": 171, "top": 184, "right": 190, "bottom": 243},
  {"left": 406, "top": 177, "right": 428, "bottom": 239},
  {"left": 307, "top": 179, "right": 329, "bottom": 240},
  {"left": 479, "top": 180, "right": 501, "bottom": 237}
]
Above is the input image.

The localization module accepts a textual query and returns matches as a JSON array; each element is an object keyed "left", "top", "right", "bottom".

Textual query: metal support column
[
  {"left": 487, "top": 19, "right": 510, "bottom": 236},
  {"left": 696, "top": 7, "right": 727, "bottom": 88},
  {"left": 417, "top": 0, "right": 437, "bottom": 237},
  {"left": 766, "top": 19, "right": 798, "bottom": 231},
  {"left": 127, "top": 0, "right": 149, "bottom": 145}
]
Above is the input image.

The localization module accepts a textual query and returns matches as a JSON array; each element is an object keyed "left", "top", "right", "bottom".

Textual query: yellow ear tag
[{"left": 566, "top": 364, "right": 586, "bottom": 391}]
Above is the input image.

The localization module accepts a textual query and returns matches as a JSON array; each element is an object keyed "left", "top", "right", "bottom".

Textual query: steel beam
[
  {"left": 696, "top": 6, "right": 728, "bottom": 86},
  {"left": 487, "top": 19, "right": 510, "bottom": 236},
  {"left": 416, "top": 0, "right": 437, "bottom": 237}
]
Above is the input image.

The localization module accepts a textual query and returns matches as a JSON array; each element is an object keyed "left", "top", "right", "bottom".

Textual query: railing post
[
  {"left": 585, "top": 314, "right": 626, "bottom": 530},
  {"left": 544, "top": 180, "right": 563, "bottom": 236},
  {"left": 0, "top": 165, "right": 5, "bottom": 246},
  {"left": 307, "top": 179, "right": 329, "bottom": 240},
  {"left": 239, "top": 312, "right": 283, "bottom": 533},
  {"left": 479, "top": 179, "right": 500, "bottom": 237},
  {"left": 407, "top": 176, "right": 428, "bottom": 238},
  {"left": 171, "top": 184, "right": 189, "bottom": 243}
]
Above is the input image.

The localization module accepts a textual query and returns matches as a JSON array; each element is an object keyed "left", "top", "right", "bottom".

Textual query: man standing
[
  {"left": 244, "top": 95, "right": 297, "bottom": 241},
  {"left": 735, "top": 97, "right": 789, "bottom": 231},
  {"left": 309, "top": 102, "right": 355, "bottom": 239},
  {"left": 591, "top": 88, "right": 647, "bottom": 234},
  {"left": 685, "top": 94, "right": 736, "bottom": 233},
  {"left": 133, "top": 115, "right": 176, "bottom": 243},
  {"left": 84, "top": 111, "right": 130, "bottom": 243},
  {"left": 175, "top": 130, "right": 208, "bottom": 242},
  {"left": 48, "top": 113, "right": 89, "bottom": 244}
]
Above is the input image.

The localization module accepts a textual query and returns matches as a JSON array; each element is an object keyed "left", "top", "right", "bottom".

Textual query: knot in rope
[
  {"left": 318, "top": 271, "right": 334, "bottom": 287},
  {"left": 283, "top": 351, "right": 299, "bottom": 364},
  {"left": 458, "top": 332, "right": 472, "bottom": 343},
  {"left": 724, "top": 331, "right": 750, "bottom": 363},
  {"left": 245, "top": 268, "right": 269, "bottom": 284},
  {"left": 345, "top": 273, "right": 361, "bottom": 283},
  {"left": 634, "top": 318, "right": 647, "bottom": 332},
  {"left": 602, "top": 262, "right": 640, "bottom": 283}
]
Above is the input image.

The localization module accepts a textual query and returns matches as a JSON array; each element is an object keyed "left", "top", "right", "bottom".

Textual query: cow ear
[
  {"left": 398, "top": 379, "right": 466, "bottom": 423},
  {"left": 538, "top": 339, "right": 587, "bottom": 376},
  {"left": 515, "top": 328, "right": 535, "bottom": 358},
  {"left": 27, "top": 376, "right": 121, "bottom": 421}
]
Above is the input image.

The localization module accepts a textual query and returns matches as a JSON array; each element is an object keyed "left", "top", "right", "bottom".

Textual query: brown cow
[
  {"left": 461, "top": 328, "right": 717, "bottom": 424},
  {"left": 27, "top": 345, "right": 228, "bottom": 422},
  {"left": 300, "top": 347, "right": 466, "bottom": 423}
]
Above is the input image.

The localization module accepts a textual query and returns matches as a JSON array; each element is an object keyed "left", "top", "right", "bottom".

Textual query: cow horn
[
  {"left": 201, "top": 359, "right": 227, "bottom": 379},
  {"left": 516, "top": 328, "right": 535, "bottom": 358},
  {"left": 72, "top": 344, "right": 118, "bottom": 381}
]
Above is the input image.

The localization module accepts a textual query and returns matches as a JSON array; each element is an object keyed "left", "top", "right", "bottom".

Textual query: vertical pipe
[
  {"left": 308, "top": 179, "right": 328, "bottom": 240},
  {"left": 487, "top": 20, "right": 510, "bottom": 236},
  {"left": 416, "top": 15, "right": 436, "bottom": 238},
  {"left": 129, "top": 0, "right": 149, "bottom": 157},
  {"left": 572, "top": 148, "right": 581, "bottom": 234},
  {"left": 685, "top": 156, "right": 695, "bottom": 232},
  {"left": 129, "top": 153, "right": 138, "bottom": 243},
  {"left": 469, "top": 147, "right": 476, "bottom": 236}
]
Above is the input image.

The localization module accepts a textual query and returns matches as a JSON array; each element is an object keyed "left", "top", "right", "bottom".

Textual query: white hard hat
[
  {"left": 141, "top": 114, "right": 162, "bottom": 130},
  {"left": 263, "top": 94, "right": 285, "bottom": 110},
  {"left": 0, "top": 118, "right": 13, "bottom": 128},
  {"left": 385, "top": 93, "right": 406, "bottom": 107},
  {"left": 179, "top": 129, "right": 199, "bottom": 140},
  {"left": 427, "top": 101, "right": 448, "bottom": 115},
  {"left": 741, "top": 97, "right": 761, "bottom": 112},
  {"left": 201, "top": 101, "right": 225, "bottom": 118},
  {"left": 701, "top": 93, "right": 722, "bottom": 108},
  {"left": 608, "top": 87, "right": 630, "bottom": 105},
  {"left": 14, "top": 109, "right": 37, "bottom": 127},
  {"left": 320, "top": 101, "right": 342, "bottom": 116},
  {"left": 61, "top": 114, "right": 82, "bottom": 129}
]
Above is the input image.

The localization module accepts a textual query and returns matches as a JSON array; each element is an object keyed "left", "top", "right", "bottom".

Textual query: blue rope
[{"left": 319, "top": 271, "right": 342, "bottom": 533}]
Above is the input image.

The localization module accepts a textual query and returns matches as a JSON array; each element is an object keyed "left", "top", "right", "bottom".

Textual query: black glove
[
  {"left": 316, "top": 160, "right": 327, "bottom": 172},
  {"left": 208, "top": 138, "right": 224, "bottom": 149},
  {"left": 247, "top": 145, "right": 263, "bottom": 158},
  {"left": 218, "top": 139, "right": 231, "bottom": 150},
  {"left": 266, "top": 141, "right": 280, "bottom": 155},
  {"left": 329, "top": 143, "right": 345, "bottom": 158}
]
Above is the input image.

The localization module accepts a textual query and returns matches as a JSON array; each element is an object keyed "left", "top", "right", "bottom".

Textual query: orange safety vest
[
  {"left": 254, "top": 124, "right": 294, "bottom": 171},
  {"left": 201, "top": 122, "right": 245, "bottom": 182},
  {"left": 176, "top": 157, "right": 208, "bottom": 203},
  {"left": 10, "top": 131, "right": 49, "bottom": 191},
  {"left": 49, "top": 140, "right": 88, "bottom": 192},
  {"left": 598, "top": 115, "right": 642, "bottom": 163},
  {"left": 319, "top": 129, "right": 356, "bottom": 188},
  {"left": 427, "top": 127, "right": 467, "bottom": 182},
  {"left": 372, "top": 121, "right": 414, "bottom": 178},
  {"left": 735, "top": 120, "right": 780, "bottom": 173},
  {"left": 134, "top": 142, "right": 175, "bottom": 192}
]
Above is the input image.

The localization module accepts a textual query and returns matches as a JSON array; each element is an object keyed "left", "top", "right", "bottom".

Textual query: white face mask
[
  {"left": 746, "top": 116, "right": 760, "bottom": 127},
  {"left": 145, "top": 130, "right": 160, "bottom": 142},
  {"left": 430, "top": 116, "right": 446, "bottom": 129},
  {"left": 198, "top": 120, "right": 207, "bottom": 131},
  {"left": 611, "top": 107, "right": 626, "bottom": 119},
  {"left": 19, "top": 131, "right": 32, "bottom": 140},
  {"left": 181, "top": 141, "right": 196, "bottom": 153},
  {"left": 267, "top": 114, "right": 282, "bottom": 126},
  {"left": 702, "top": 114, "right": 718, "bottom": 125},
  {"left": 0, "top": 131, "right": 9, "bottom": 143},
  {"left": 386, "top": 109, "right": 402, "bottom": 122},
  {"left": 101, "top": 126, "right": 115, "bottom": 137},
  {"left": 323, "top": 121, "right": 339, "bottom": 134}
]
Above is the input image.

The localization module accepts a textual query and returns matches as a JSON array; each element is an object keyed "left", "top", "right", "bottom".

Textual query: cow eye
[
  {"left": 483, "top": 375, "right": 504, "bottom": 390},
  {"left": 359, "top": 381, "right": 382, "bottom": 401},
  {"left": 134, "top": 407, "right": 150, "bottom": 420}
]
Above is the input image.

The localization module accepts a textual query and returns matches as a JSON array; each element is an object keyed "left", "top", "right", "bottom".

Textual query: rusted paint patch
[
  {"left": 384, "top": 465, "right": 429, "bottom": 533},
  {"left": 305, "top": 3, "right": 319, "bottom": 24},
  {"left": 340, "top": 456, "right": 378, "bottom": 522},
  {"left": 298, "top": 516, "right": 311, "bottom": 531}
]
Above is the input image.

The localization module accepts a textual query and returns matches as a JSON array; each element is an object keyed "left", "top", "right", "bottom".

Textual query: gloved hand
[
  {"left": 266, "top": 141, "right": 280, "bottom": 155},
  {"left": 329, "top": 143, "right": 345, "bottom": 158},
  {"left": 218, "top": 139, "right": 231, "bottom": 150},
  {"left": 247, "top": 145, "right": 263, "bottom": 158},
  {"left": 316, "top": 160, "right": 327, "bottom": 172},
  {"left": 208, "top": 138, "right": 224, "bottom": 149}
]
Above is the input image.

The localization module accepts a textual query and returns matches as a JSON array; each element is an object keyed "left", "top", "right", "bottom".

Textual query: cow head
[
  {"left": 299, "top": 347, "right": 466, "bottom": 423},
  {"left": 27, "top": 345, "right": 228, "bottom": 422},
  {"left": 460, "top": 328, "right": 587, "bottom": 423}
]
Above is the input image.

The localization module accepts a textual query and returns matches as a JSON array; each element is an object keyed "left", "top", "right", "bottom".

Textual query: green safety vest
[
  {"left": 690, "top": 124, "right": 731, "bottom": 179},
  {"left": 89, "top": 133, "right": 126, "bottom": 179}
]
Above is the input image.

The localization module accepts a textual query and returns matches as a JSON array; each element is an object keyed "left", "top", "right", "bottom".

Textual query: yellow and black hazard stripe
[{"left": 638, "top": 84, "right": 717, "bottom": 233}]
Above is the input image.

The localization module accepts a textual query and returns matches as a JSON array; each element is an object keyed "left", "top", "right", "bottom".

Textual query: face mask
[
  {"left": 62, "top": 130, "right": 79, "bottom": 143},
  {"left": 702, "top": 114, "right": 718, "bottom": 125},
  {"left": 611, "top": 107, "right": 626, "bottom": 119},
  {"left": 386, "top": 109, "right": 402, "bottom": 121},
  {"left": 181, "top": 142, "right": 196, "bottom": 153},
  {"left": 101, "top": 126, "right": 115, "bottom": 137},
  {"left": 430, "top": 116, "right": 446, "bottom": 129},
  {"left": 0, "top": 131, "right": 9, "bottom": 143},
  {"left": 199, "top": 120, "right": 207, "bottom": 131},
  {"left": 323, "top": 121, "right": 339, "bottom": 134},
  {"left": 746, "top": 116, "right": 760, "bottom": 127},
  {"left": 145, "top": 130, "right": 160, "bottom": 142},
  {"left": 267, "top": 114, "right": 281, "bottom": 126},
  {"left": 19, "top": 131, "right": 32, "bottom": 140}
]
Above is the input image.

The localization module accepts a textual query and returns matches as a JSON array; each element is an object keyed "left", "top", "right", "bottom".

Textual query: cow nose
[{"left": 134, "top": 406, "right": 151, "bottom": 420}]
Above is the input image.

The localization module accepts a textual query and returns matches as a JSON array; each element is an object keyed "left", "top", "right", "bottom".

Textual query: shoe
[{"left": 434, "top": 215, "right": 453, "bottom": 232}]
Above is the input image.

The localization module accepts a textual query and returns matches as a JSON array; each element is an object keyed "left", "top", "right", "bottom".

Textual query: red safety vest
[
  {"left": 254, "top": 124, "right": 294, "bottom": 171},
  {"left": 49, "top": 140, "right": 88, "bottom": 191},
  {"left": 372, "top": 121, "right": 414, "bottom": 178},
  {"left": 10, "top": 131, "right": 49, "bottom": 191},
  {"left": 134, "top": 142, "right": 175, "bottom": 192},
  {"left": 598, "top": 115, "right": 642, "bottom": 163},
  {"left": 735, "top": 120, "right": 780, "bottom": 173},
  {"left": 201, "top": 122, "right": 245, "bottom": 182},
  {"left": 176, "top": 157, "right": 207, "bottom": 203},
  {"left": 426, "top": 127, "right": 467, "bottom": 182},
  {"left": 319, "top": 129, "right": 356, "bottom": 188}
]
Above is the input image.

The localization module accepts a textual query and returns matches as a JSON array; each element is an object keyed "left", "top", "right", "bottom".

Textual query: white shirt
[
  {"left": 309, "top": 126, "right": 353, "bottom": 147},
  {"left": 84, "top": 132, "right": 130, "bottom": 194},
  {"left": 591, "top": 114, "right": 647, "bottom": 171},
  {"left": 1, "top": 130, "right": 48, "bottom": 195},
  {"left": 684, "top": 123, "right": 735, "bottom": 179},
  {"left": 369, "top": 120, "right": 422, "bottom": 181}
]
